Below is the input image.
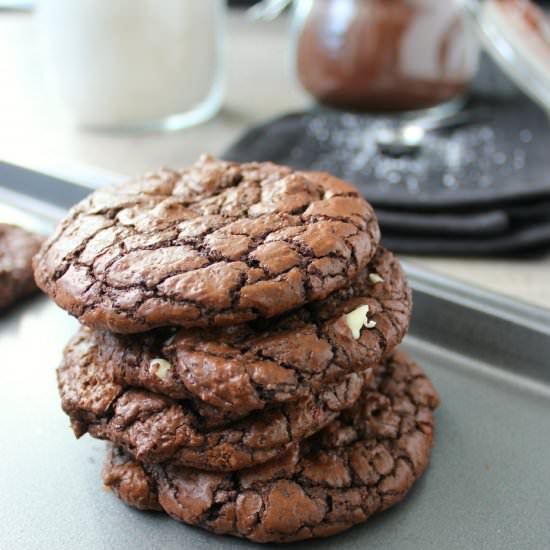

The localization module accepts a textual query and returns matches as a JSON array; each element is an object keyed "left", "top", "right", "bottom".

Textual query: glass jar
[
  {"left": 469, "top": 0, "right": 550, "bottom": 116},
  {"left": 36, "top": 0, "right": 226, "bottom": 132},
  {"left": 292, "top": 0, "right": 481, "bottom": 113}
]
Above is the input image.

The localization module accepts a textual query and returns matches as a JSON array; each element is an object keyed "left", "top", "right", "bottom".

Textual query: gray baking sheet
[{"left": 1, "top": 162, "right": 549, "bottom": 549}]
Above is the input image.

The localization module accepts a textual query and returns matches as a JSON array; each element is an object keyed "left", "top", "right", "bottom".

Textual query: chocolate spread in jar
[{"left": 295, "top": 0, "right": 479, "bottom": 112}]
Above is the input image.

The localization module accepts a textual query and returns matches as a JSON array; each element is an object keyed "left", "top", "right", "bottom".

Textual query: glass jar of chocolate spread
[{"left": 292, "top": 0, "right": 481, "bottom": 113}]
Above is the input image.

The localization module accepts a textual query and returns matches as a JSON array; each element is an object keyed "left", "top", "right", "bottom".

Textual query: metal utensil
[{"left": 376, "top": 110, "right": 477, "bottom": 157}]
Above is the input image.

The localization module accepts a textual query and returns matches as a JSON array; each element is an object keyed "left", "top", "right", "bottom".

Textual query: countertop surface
[{"left": 0, "top": 9, "right": 548, "bottom": 309}]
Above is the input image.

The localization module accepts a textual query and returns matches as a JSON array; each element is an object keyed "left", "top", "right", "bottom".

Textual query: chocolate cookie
[
  {"left": 34, "top": 156, "right": 380, "bottom": 333},
  {"left": 58, "top": 328, "right": 373, "bottom": 471},
  {"left": 0, "top": 223, "right": 43, "bottom": 311},
  {"left": 94, "top": 247, "right": 411, "bottom": 417},
  {"left": 104, "top": 352, "right": 439, "bottom": 543}
]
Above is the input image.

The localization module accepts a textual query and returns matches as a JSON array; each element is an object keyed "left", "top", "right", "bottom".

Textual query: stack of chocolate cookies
[{"left": 33, "top": 156, "right": 439, "bottom": 544}]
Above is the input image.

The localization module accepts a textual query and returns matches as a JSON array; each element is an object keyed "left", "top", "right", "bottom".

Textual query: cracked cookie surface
[
  {"left": 34, "top": 156, "right": 380, "bottom": 333},
  {"left": 58, "top": 329, "right": 374, "bottom": 471},
  {"left": 0, "top": 223, "right": 43, "bottom": 311},
  {"left": 94, "top": 247, "right": 411, "bottom": 417},
  {"left": 104, "top": 352, "right": 439, "bottom": 543}
]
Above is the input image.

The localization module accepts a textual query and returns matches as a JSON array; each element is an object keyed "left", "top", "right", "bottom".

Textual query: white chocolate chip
[
  {"left": 150, "top": 358, "right": 171, "bottom": 380},
  {"left": 164, "top": 334, "right": 177, "bottom": 346},
  {"left": 365, "top": 319, "right": 377, "bottom": 329},
  {"left": 369, "top": 273, "right": 384, "bottom": 284},
  {"left": 345, "top": 305, "right": 370, "bottom": 339}
]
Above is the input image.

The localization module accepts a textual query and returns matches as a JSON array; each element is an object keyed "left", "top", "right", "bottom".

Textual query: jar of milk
[{"left": 36, "top": 0, "right": 226, "bottom": 132}]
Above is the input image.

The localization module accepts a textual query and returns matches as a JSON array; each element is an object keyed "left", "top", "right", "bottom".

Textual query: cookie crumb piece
[
  {"left": 150, "top": 358, "right": 171, "bottom": 380},
  {"left": 369, "top": 273, "right": 384, "bottom": 284},
  {"left": 345, "top": 305, "right": 376, "bottom": 339}
]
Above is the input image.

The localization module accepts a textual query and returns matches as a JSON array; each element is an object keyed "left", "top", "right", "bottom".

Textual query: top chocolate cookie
[{"left": 33, "top": 156, "right": 380, "bottom": 333}]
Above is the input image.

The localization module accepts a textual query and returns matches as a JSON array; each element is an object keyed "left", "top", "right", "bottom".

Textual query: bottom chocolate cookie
[{"left": 104, "top": 352, "right": 439, "bottom": 543}]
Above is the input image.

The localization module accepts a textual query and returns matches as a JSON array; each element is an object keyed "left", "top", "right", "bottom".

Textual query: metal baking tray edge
[{"left": 1, "top": 160, "right": 549, "bottom": 550}]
